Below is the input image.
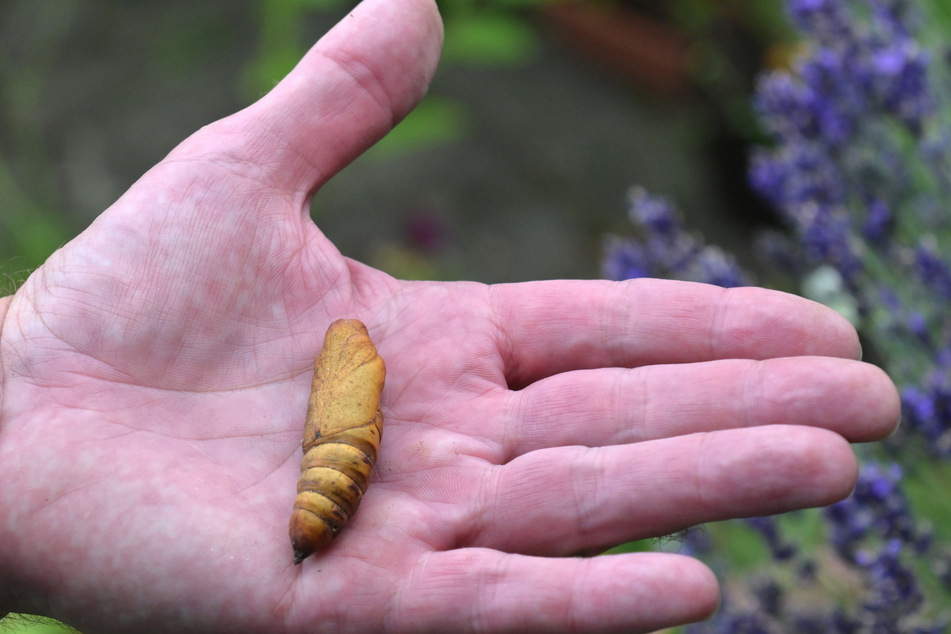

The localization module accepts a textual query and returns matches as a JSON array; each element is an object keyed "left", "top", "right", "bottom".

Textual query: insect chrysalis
[{"left": 289, "top": 319, "right": 385, "bottom": 564}]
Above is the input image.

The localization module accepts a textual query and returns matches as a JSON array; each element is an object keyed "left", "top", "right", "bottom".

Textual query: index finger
[{"left": 489, "top": 279, "right": 861, "bottom": 388}]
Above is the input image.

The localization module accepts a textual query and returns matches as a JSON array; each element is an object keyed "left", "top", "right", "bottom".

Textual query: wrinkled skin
[{"left": 0, "top": 1, "right": 900, "bottom": 632}]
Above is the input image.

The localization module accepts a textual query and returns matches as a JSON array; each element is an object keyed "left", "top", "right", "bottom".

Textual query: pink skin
[{"left": 0, "top": 0, "right": 900, "bottom": 632}]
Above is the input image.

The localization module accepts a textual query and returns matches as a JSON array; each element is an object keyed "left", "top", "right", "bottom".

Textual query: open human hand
[{"left": 0, "top": 0, "right": 900, "bottom": 632}]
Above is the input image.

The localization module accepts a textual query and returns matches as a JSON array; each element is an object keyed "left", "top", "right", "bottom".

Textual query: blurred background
[
  {"left": 0, "top": 1, "right": 794, "bottom": 631},
  {"left": 0, "top": 0, "right": 794, "bottom": 289}
]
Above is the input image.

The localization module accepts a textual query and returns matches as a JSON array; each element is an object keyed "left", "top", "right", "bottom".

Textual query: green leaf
[
  {"left": 366, "top": 97, "right": 470, "bottom": 157},
  {"left": 441, "top": 13, "right": 540, "bottom": 66},
  {"left": 0, "top": 614, "right": 79, "bottom": 634},
  {"left": 0, "top": 158, "right": 70, "bottom": 282}
]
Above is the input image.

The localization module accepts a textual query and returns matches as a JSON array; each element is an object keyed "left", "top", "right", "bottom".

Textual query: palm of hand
[
  {"left": 1, "top": 158, "right": 679, "bottom": 630},
  {"left": 0, "top": 1, "right": 900, "bottom": 632}
]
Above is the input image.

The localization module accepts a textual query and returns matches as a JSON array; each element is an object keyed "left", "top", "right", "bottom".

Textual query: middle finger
[{"left": 496, "top": 356, "right": 898, "bottom": 461}]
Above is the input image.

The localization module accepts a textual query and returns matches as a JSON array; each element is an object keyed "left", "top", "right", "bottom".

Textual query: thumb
[{"left": 173, "top": 0, "right": 444, "bottom": 200}]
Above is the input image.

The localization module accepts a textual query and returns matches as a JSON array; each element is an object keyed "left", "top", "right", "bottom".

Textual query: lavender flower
[
  {"left": 823, "top": 462, "right": 922, "bottom": 561},
  {"left": 752, "top": 0, "right": 951, "bottom": 455},
  {"left": 900, "top": 355, "right": 951, "bottom": 455},
  {"left": 604, "top": 0, "right": 951, "bottom": 629},
  {"left": 855, "top": 539, "right": 924, "bottom": 626},
  {"left": 750, "top": 0, "right": 941, "bottom": 300},
  {"left": 602, "top": 188, "right": 752, "bottom": 288},
  {"left": 746, "top": 516, "right": 798, "bottom": 562},
  {"left": 682, "top": 459, "right": 941, "bottom": 631}
]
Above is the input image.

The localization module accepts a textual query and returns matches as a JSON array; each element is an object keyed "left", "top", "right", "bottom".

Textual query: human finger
[
  {"left": 499, "top": 356, "right": 899, "bottom": 457},
  {"left": 467, "top": 425, "right": 856, "bottom": 556},
  {"left": 170, "top": 0, "right": 443, "bottom": 199},
  {"left": 489, "top": 279, "right": 861, "bottom": 388},
  {"left": 389, "top": 549, "right": 718, "bottom": 633}
]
